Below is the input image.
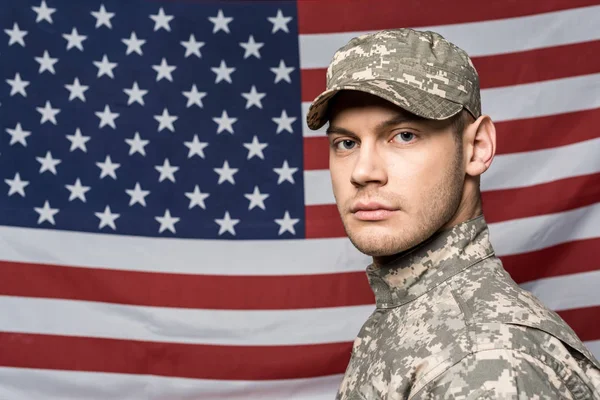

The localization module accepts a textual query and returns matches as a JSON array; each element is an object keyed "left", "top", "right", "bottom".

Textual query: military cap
[{"left": 305, "top": 28, "right": 482, "bottom": 130}]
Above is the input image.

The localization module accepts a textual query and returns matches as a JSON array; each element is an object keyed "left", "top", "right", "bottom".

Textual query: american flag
[{"left": 0, "top": 0, "right": 599, "bottom": 398}]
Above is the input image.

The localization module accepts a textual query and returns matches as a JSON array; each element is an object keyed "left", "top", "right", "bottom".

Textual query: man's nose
[{"left": 350, "top": 144, "right": 388, "bottom": 187}]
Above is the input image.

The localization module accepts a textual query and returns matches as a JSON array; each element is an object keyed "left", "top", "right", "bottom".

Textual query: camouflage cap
[{"left": 306, "top": 28, "right": 481, "bottom": 130}]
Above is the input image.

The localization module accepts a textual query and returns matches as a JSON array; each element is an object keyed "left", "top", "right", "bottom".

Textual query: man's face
[{"left": 327, "top": 91, "right": 465, "bottom": 259}]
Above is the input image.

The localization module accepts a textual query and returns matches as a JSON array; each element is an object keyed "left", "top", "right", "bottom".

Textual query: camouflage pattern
[
  {"left": 338, "top": 215, "right": 600, "bottom": 399},
  {"left": 306, "top": 28, "right": 481, "bottom": 131}
]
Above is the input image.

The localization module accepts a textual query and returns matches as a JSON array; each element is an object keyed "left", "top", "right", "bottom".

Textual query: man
[{"left": 306, "top": 29, "right": 600, "bottom": 399}]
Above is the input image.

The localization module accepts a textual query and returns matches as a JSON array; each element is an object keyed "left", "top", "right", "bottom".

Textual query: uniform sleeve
[{"left": 410, "top": 349, "right": 573, "bottom": 400}]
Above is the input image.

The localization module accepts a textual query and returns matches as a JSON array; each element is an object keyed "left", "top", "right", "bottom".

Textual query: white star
[
  {"left": 239, "top": 35, "right": 264, "bottom": 59},
  {"left": 64, "top": 77, "right": 88, "bottom": 102},
  {"left": 36, "top": 151, "right": 61, "bottom": 175},
  {"left": 273, "top": 160, "right": 298, "bottom": 184},
  {"left": 185, "top": 185, "right": 210, "bottom": 209},
  {"left": 154, "top": 108, "right": 178, "bottom": 132},
  {"left": 125, "top": 132, "right": 149, "bottom": 156},
  {"left": 155, "top": 158, "right": 179, "bottom": 182},
  {"left": 268, "top": 9, "right": 292, "bottom": 33},
  {"left": 121, "top": 31, "right": 146, "bottom": 55},
  {"left": 155, "top": 209, "right": 180, "bottom": 234},
  {"left": 270, "top": 59, "right": 295, "bottom": 83},
  {"left": 214, "top": 160, "right": 238, "bottom": 185},
  {"left": 182, "top": 84, "right": 207, "bottom": 108},
  {"left": 208, "top": 9, "right": 233, "bottom": 34},
  {"left": 95, "top": 104, "right": 119, "bottom": 129},
  {"left": 212, "top": 110, "right": 237, "bottom": 134},
  {"left": 62, "top": 27, "right": 87, "bottom": 51},
  {"left": 123, "top": 81, "right": 148, "bottom": 106},
  {"left": 180, "top": 34, "right": 204, "bottom": 58},
  {"left": 126, "top": 182, "right": 150, "bottom": 207},
  {"left": 211, "top": 60, "right": 235, "bottom": 84},
  {"left": 243, "top": 135, "right": 268, "bottom": 160},
  {"left": 5, "top": 172, "right": 29, "bottom": 197},
  {"left": 36, "top": 100, "right": 60, "bottom": 125},
  {"left": 91, "top": 4, "right": 115, "bottom": 29},
  {"left": 96, "top": 155, "right": 120, "bottom": 179},
  {"left": 152, "top": 58, "right": 176, "bottom": 82},
  {"left": 65, "top": 178, "right": 91, "bottom": 202},
  {"left": 35, "top": 50, "right": 58, "bottom": 74},
  {"left": 272, "top": 109, "right": 297, "bottom": 134},
  {"left": 215, "top": 211, "right": 239, "bottom": 236},
  {"left": 34, "top": 201, "right": 59, "bottom": 225},
  {"left": 95, "top": 205, "right": 120, "bottom": 230},
  {"left": 241, "top": 85, "right": 266, "bottom": 109},
  {"left": 6, "top": 73, "right": 30, "bottom": 97},
  {"left": 4, "top": 23, "right": 27, "bottom": 47},
  {"left": 150, "top": 7, "right": 173, "bottom": 32},
  {"left": 184, "top": 135, "right": 208, "bottom": 158},
  {"left": 6, "top": 123, "right": 31, "bottom": 147},
  {"left": 244, "top": 186, "right": 269, "bottom": 210},
  {"left": 275, "top": 211, "right": 300, "bottom": 235},
  {"left": 66, "top": 128, "right": 90, "bottom": 152},
  {"left": 93, "top": 54, "right": 117, "bottom": 78},
  {"left": 32, "top": 0, "right": 56, "bottom": 24}
]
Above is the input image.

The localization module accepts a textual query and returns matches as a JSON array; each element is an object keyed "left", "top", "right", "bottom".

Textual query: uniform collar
[{"left": 366, "top": 215, "right": 495, "bottom": 308}]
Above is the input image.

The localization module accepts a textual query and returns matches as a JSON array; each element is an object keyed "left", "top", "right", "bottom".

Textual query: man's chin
[{"left": 345, "top": 226, "right": 410, "bottom": 257}]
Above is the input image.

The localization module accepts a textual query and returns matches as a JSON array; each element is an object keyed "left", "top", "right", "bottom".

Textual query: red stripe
[
  {"left": 300, "top": 41, "right": 600, "bottom": 102},
  {"left": 556, "top": 306, "right": 600, "bottom": 343},
  {"left": 0, "top": 332, "right": 351, "bottom": 380},
  {"left": 297, "top": 0, "right": 599, "bottom": 34},
  {"left": 0, "top": 261, "right": 373, "bottom": 310},
  {"left": 303, "top": 108, "right": 600, "bottom": 170}
]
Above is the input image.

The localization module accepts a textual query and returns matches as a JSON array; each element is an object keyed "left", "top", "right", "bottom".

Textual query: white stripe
[
  {"left": 302, "top": 74, "right": 600, "bottom": 137},
  {"left": 0, "top": 367, "right": 341, "bottom": 400},
  {"left": 304, "top": 137, "right": 600, "bottom": 204},
  {"left": 299, "top": 5, "right": 600, "bottom": 69},
  {"left": 0, "top": 296, "right": 372, "bottom": 346},
  {"left": 585, "top": 340, "right": 600, "bottom": 359},
  {"left": 521, "top": 270, "right": 600, "bottom": 311},
  {"left": 0, "top": 203, "right": 599, "bottom": 275}
]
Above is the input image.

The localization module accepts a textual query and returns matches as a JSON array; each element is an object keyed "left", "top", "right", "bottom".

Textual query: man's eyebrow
[
  {"left": 325, "top": 126, "right": 355, "bottom": 136},
  {"left": 326, "top": 114, "right": 423, "bottom": 135}
]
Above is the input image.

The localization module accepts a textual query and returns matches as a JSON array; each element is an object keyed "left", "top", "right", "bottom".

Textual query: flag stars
[
  {"left": 66, "top": 128, "right": 90, "bottom": 152},
  {"left": 155, "top": 158, "right": 179, "bottom": 182},
  {"left": 96, "top": 155, "right": 120, "bottom": 179},
  {"left": 37, "top": 101, "right": 60, "bottom": 125},
  {"left": 181, "top": 34, "right": 205, "bottom": 58},
  {"left": 35, "top": 201, "right": 59, "bottom": 225},
  {"left": 214, "top": 160, "right": 238, "bottom": 185},
  {"left": 273, "top": 160, "right": 298, "bottom": 184},
  {"left": 126, "top": 183, "right": 150, "bottom": 207},
  {"left": 6, "top": 123, "right": 31, "bottom": 147},
  {"left": 243, "top": 135, "right": 268, "bottom": 160},
  {"left": 268, "top": 9, "right": 292, "bottom": 33},
  {"left": 154, "top": 108, "right": 178, "bottom": 132},
  {"left": 150, "top": 7, "right": 174, "bottom": 32},
  {"left": 209, "top": 9, "right": 233, "bottom": 34},
  {"left": 35, "top": 50, "right": 58, "bottom": 74},
  {"left": 155, "top": 209, "right": 180, "bottom": 234},
  {"left": 65, "top": 178, "right": 91, "bottom": 202},
  {"left": 95, "top": 105, "right": 119, "bottom": 129},
  {"left": 36, "top": 151, "right": 62, "bottom": 175},
  {"left": 211, "top": 60, "right": 235, "bottom": 84},
  {"left": 125, "top": 132, "right": 149, "bottom": 156},
  {"left": 94, "top": 54, "right": 117, "bottom": 78},
  {"left": 95, "top": 206, "right": 120, "bottom": 230},
  {"left": 244, "top": 186, "right": 269, "bottom": 210},
  {"left": 64, "top": 77, "right": 89, "bottom": 102},
  {"left": 5, "top": 23, "right": 28, "bottom": 47},
  {"left": 91, "top": 4, "right": 115, "bottom": 29},
  {"left": 275, "top": 211, "right": 300, "bottom": 235},
  {"left": 122, "top": 31, "right": 146, "bottom": 55},
  {"left": 271, "top": 60, "right": 295, "bottom": 83},
  {"left": 152, "top": 58, "right": 176, "bottom": 82},
  {"left": 182, "top": 84, "right": 207, "bottom": 108},
  {"left": 124, "top": 81, "right": 148, "bottom": 106},
  {"left": 5, "top": 172, "right": 29, "bottom": 197},
  {"left": 32, "top": 0, "right": 56, "bottom": 24},
  {"left": 239, "top": 35, "right": 264, "bottom": 59},
  {"left": 6, "top": 73, "right": 30, "bottom": 97},
  {"left": 184, "top": 135, "right": 209, "bottom": 159},
  {"left": 62, "top": 27, "right": 87, "bottom": 51},
  {"left": 241, "top": 85, "right": 266, "bottom": 109},
  {"left": 272, "top": 109, "right": 297, "bottom": 134},
  {"left": 213, "top": 110, "right": 237, "bottom": 134},
  {"left": 215, "top": 211, "right": 239, "bottom": 236},
  {"left": 185, "top": 185, "right": 210, "bottom": 209}
]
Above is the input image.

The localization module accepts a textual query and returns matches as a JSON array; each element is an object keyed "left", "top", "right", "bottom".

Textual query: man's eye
[
  {"left": 335, "top": 139, "right": 356, "bottom": 150},
  {"left": 393, "top": 132, "right": 415, "bottom": 143}
]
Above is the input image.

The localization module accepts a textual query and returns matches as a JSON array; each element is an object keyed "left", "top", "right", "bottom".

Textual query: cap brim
[{"left": 305, "top": 79, "right": 463, "bottom": 131}]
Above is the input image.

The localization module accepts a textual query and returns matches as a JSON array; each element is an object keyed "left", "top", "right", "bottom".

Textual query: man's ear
[{"left": 463, "top": 114, "right": 496, "bottom": 177}]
